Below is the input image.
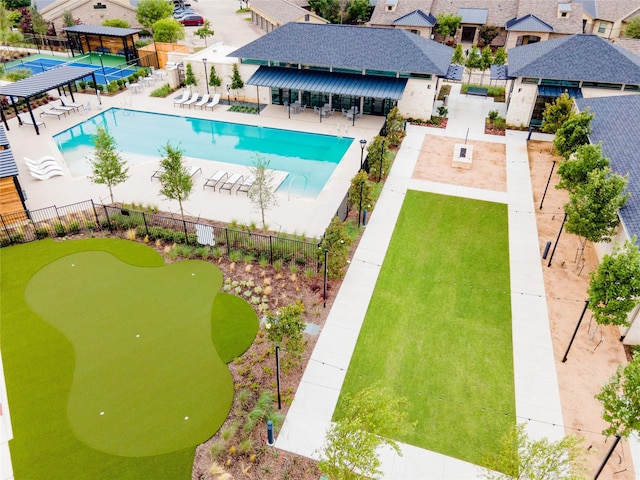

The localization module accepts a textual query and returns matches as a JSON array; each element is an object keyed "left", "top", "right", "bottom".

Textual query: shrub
[
  {"left": 488, "top": 109, "right": 499, "bottom": 121},
  {"left": 67, "top": 221, "right": 81, "bottom": 234},
  {"left": 150, "top": 83, "right": 172, "bottom": 98},
  {"left": 10, "top": 233, "right": 25, "bottom": 244},
  {"left": 35, "top": 227, "right": 49, "bottom": 239},
  {"left": 107, "top": 81, "right": 119, "bottom": 93},
  {"left": 53, "top": 222, "right": 66, "bottom": 237}
]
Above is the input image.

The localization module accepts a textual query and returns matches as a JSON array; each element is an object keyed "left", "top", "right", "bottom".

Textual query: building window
[
  {"left": 598, "top": 22, "right": 607, "bottom": 33},
  {"left": 94, "top": 2, "right": 106, "bottom": 8},
  {"left": 305, "top": 14, "right": 309, "bottom": 21},
  {"left": 521, "top": 77, "right": 539, "bottom": 84}
]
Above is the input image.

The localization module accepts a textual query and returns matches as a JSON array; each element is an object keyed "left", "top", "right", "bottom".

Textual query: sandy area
[
  {"left": 412, "top": 136, "right": 633, "bottom": 477},
  {"left": 413, "top": 135, "right": 507, "bottom": 192}
]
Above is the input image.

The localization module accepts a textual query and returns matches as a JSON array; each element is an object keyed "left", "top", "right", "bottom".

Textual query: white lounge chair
[
  {"left": 204, "top": 93, "right": 221, "bottom": 110},
  {"left": 219, "top": 173, "right": 243, "bottom": 194},
  {"left": 173, "top": 90, "right": 190, "bottom": 107},
  {"left": 203, "top": 170, "right": 228, "bottom": 190},
  {"left": 193, "top": 93, "right": 210, "bottom": 109},
  {"left": 151, "top": 165, "right": 202, "bottom": 181},
  {"left": 24, "top": 155, "right": 58, "bottom": 167},
  {"left": 60, "top": 98, "right": 83, "bottom": 111},
  {"left": 17, "top": 113, "right": 45, "bottom": 128},
  {"left": 39, "top": 106, "right": 66, "bottom": 118},
  {"left": 50, "top": 101, "right": 74, "bottom": 115},
  {"left": 28, "top": 168, "right": 64, "bottom": 180},
  {"left": 182, "top": 92, "right": 200, "bottom": 108},
  {"left": 236, "top": 175, "right": 255, "bottom": 195}
]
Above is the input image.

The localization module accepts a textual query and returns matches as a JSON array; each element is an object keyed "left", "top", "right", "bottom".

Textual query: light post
[
  {"left": 202, "top": 58, "right": 209, "bottom": 95},
  {"left": 378, "top": 144, "right": 384, "bottom": 182},
  {"left": 226, "top": 84, "right": 231, "bottom": 105},
  {"left": 359, "top": 139, "right": 367, "bottom": 170},
  {"left": 98, "top": 53, "right": 106, "bottom": 80}
]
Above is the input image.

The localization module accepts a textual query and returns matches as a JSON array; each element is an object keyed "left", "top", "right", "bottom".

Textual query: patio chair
[
  {"left": 39, "top": 106, "right": 66, "bottom": 119},
  {"left": 60, "top": 98, "right": 84, "bottom": 112},
  {"left": 203, "top": 170, "right": 228, "bottom": 190},
  {"left": 218, "top": 173, "right": 243, "bottom": 194},
  {"left": 173, "top": 90, "right": 190, "bottom": 107},
  {"left": 236, "top": 175, "right": 255, "bottom": 195},
  {"left": 204, "top": 93, "right": 221, "bottom": 110},
  {"left": 193, "top": 93, "right": 210, "bottom": 109},
  {"left": 50, "top": 100, "right": 75, "bottom": 115},
  {"left": 181, "top": 91, "right": 200, "bottom": 108},
  {"left": 17, "top": 113, "right": 45, "bottom": 128}
]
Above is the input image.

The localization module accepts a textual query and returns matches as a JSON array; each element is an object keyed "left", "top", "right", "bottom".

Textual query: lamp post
[
  {"left": 378, "top": 144, "right": 384, "bottom": 182},
  {"left": 226, "top": 84, "right": 231, "bottom": 105},
  {"left": 98, "top": 53, "right": 106, "bottom": 80},
  {"left": 202, "top": 58, "right": 209, "bottom": 95},
  {"left": 359, "top": 139, "right": 367, "bottom": 170}
]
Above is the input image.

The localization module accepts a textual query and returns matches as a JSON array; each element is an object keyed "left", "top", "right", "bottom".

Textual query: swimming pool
[{"left": 54, "top": 108, "right": 353, "bottom": 197}]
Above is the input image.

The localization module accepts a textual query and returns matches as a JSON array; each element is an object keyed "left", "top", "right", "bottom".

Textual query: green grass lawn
[
  {"left": 1, "top": 238, "right": 257, "bottom": 478},
  {"left": 335, "top": 191, "right": 515, "bottom": 466}
]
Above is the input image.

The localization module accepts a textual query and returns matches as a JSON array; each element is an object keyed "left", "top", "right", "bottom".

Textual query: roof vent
[
  {"left": 385, "top": 0, "right": 398, "bottom": 12},
  {"left": 558, "top": 3, "right": 571, "bottom": 18}
]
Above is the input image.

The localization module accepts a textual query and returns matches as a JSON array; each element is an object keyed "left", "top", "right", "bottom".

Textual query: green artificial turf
[
  {"left": 335, "top": 191, "right": 515, "bottom": 467},
  {"left": 0, "top": 238, "right": 258, "bottom": 478}
]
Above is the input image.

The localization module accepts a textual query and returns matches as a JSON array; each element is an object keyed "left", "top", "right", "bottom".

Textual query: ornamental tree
[
  {"left": 247, "top": 154, "right": 279, "bottom": 230},
  {"left": 451, "top": 43, "right": 465, "bottom": 65},
  {"left": 478, "top": 24, "right": 500, "bottom": 46},
  {"left": 230, "top": 63, "right": 244, "bottom": 99},
  {"left": 588, "top": 237, "right": 640, "bottom": 327},
  {"left": 183, "top": 61, "right": 197, "bottom": 91},
  {"left": 152, "top": 17, "right": 184, "bottom": 43},
  {"left": 208, "top": 65, "right": 222, "bottom": 92},
  {"left": 541, "top": 92, "right": 574, "bottom": 134},
  {"left": 435, "top": 12, "right": 462, "bottom": 41},
  {"left": 319, "top": 216, "right": 353, "bottom": 278},
  {"left": 553, "top": 109, "right": 594, "bottom": 159},
  {"left": 624, "top": 16, "right": 640, "bottom": 39},
  {"left": 348, "top": 170, "right": 373, "bottom": 221},
  {"left": 557, "top": 143, "right": 610, "bottom": 193},
  {"left": 493, "top": 47, "right": 507, "bottom": 65},
  {"left": 465, "top": 45, "right": 481, "bottom": 83},
  {"left": 157, "top": 142, "right": 194, "bottom": 221},
  {"left": 89, "top": 126, "right": 129, "bottom": 204},
  {"left": 136, "top": 0, "right": 173, "bottom": 30},
  {"left": 194, "top": 20, "right": 214, "bottom": 46},
  {"left": 265, "top": 300, "right": 305, "bottom": 371},
  {"left": 597, "top": 356, "right": 640, "bottom": 438}
]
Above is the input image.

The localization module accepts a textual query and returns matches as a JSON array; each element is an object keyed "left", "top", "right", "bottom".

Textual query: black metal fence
[{"left": 0, "top": 200, "right": 323, "bottom": 270}]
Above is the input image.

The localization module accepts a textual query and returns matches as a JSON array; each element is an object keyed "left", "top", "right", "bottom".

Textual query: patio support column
[{"left": 256, "top": 85, "right": 260, "bottom": 115}]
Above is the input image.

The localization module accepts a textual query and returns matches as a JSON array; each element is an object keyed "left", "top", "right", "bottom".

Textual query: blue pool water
[{"left": 54, "top": 108, "right": 353, "bottom": 197}]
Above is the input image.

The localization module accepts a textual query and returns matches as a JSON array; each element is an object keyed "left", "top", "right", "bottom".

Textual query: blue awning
[
  {"left": 490, "top": 64, "right": 510, "bottom": 80},
  {"left": 537, "top": 85, "right": 582, "bottom": 98},
  {"left": 446, "top": 64, "right": 464, "bottom": 81},
  {"left": 247, "top": 66, "right": 407, "bottom": 99}
]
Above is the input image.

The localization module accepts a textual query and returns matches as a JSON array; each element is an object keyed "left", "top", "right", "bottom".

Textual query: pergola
[
  {"left": 0, "top": 66, "right": 99, "bottom": 135},
  {"left": 64, "top": 25, "right": 141, "bottom": 63}
]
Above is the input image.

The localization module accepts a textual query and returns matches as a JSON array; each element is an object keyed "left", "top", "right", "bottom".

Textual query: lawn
[
  {"left": 0, "top": 238, "right": 257, "bottom": 478},
  {"left": 335, "top": 191, "right": 515, "bottom": 466}
]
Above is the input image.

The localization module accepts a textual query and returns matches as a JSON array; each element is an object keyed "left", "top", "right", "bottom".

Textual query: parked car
[
  {"left": 174, "top": 10, "right": 194, "bottom": 18},
  {"left": 179, "top": 14, "right": 204, "bottom": 26}
]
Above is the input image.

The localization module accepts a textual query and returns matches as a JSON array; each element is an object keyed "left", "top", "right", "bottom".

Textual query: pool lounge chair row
[
  {"left": 174, "top": 92, "right": 220, "bottom": 110},
  {"left": 203, "top": 170, "right": 255, "bottom": 195},
  {"left": 24, "top": 155, "right": 64, "bottom": 180},
  {"left": 38, "top": 100, "right": 84, "bottom": 119}
]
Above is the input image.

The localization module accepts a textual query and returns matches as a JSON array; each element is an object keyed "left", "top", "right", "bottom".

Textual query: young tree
[
  {"left": 103, "top": 18, "right": 130, "bottom": 28},
  {"left": 366, "top": 135, "right": 390, "bottom": 181},
  {"left": 493, "top": 47, "right": 507, "bottom": 65},
  {"left": 265, "top": 300, "right": 305, "bottom": 371},
  {"left": 346, "top": 0, "right": 371, "bottom": 24},
  {"left": 541, "top": 92, "right": 574, "bottom": 134},
  {"left": 451, "top": 43, "right": 465, "bottom": 65},
  {"left": 465, "top": 45, "right": 481, "bottom": 83},
  {"left": 348, "top": 170, "right": 373, "bottom": 222},
  {"left": 247, "top": 154, "right": 278, "bottom": 230},
  {"left": 482, "top": 423, "right": 589, "bottom": 480},
  {"left": 384, "top": 106, "right": 405, "bottom": 147},
  {"left": 435, "top": 13, "right": 462, "bottom": 42},
  {"left": 183, "top": 61, "right": 197, "bottom": 92},
  {"left": 588, "top": 238, "right": 640, "bottom": 327},
  {"left": 61, "top": 10, "right": 78, "bottom": 28},
  {"left": 230, "top": 63, "right": 244, "bottom": 100},
  {"left": 309, "top": 0, "right": 340, "bottom": 23},
  {"left": 564, "top": 167, "right": 629, "bottom": 261},
  {"left": 136, "top": 0, "right": 173, "bottom": 30},
  {"left": 478, "top": 24, "right": 500, "bottom": 46},
  {"left": 319, "top": 383, "right": 412, "bottom": 480},
  {"left": 30, "top": 5, "right": 48, "bottom": 46},
  {"left": 157, "top": 143, "right": 194, "bottom": 221},
  {"left": 624, "top": 16, "right": 640, "bottom": 39},
  {"left": 208, "top": 65, "right": 221, "bottom": 92},
  {"left": 194, "top": 20, "right": 214, "bottom": 46},
  {"left": 88, "top": 126, "right": 129, "bottom": 204},
  {"left": 152, "top": 17, "right": 184, "bottom": 43},
  {"left": 319, "top": 216, "right": 352, "bottom": 278},
  {"left": 596, "top": 355, "right": 640, "bottom": 438},
  {"left": 556, "top": 143, "right": 610, "bottom": 193},
  {"left": 478, "top": 46, "right": 493, "bottom": 83},
  {"left": 553, "top": 109, "right": 594, "bottom": 159}
]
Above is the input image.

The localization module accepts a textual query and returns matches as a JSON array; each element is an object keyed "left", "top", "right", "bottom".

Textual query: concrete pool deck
[{"left": 7, "top": 86, "right": 384, "bottom": 238}]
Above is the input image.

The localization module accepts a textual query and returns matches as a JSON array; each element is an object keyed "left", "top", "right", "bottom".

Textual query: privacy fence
[{"left": 0, "top": 200, "right": 324, "bottom": 270}]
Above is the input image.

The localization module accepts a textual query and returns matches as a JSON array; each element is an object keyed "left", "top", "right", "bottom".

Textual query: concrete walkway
[{"left": 276, "top": 84, "right": 565, "bottom": 477}]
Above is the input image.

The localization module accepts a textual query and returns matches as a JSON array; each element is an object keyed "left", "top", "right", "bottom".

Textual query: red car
[{"left": 179, "top": 15, "right": 204, "bottom": 26}]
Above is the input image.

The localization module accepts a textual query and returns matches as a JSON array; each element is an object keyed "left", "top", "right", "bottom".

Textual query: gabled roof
[
  {"left": 229, "top": 23, "right": 454, "bottom": 75},
  {"left": 614, "top": 37, "right": 640, "bottom": 57},
  {"left": 575, "top": 95, "right": 640, "bottom": 242},
  {"left": 575, "top": 0, "right": 640, "bottom": 22},
  {"left": 250, "top": 0, "right": 327, "bottom": 25},
  {"left": 393, "top": 10, "right": 436, "bottom": 27},
  {"left": 508, "top": 34, "right": 640, "bottom": 84},
  {"left": 369, "top": 0, "right": 434, "bottom": 26},
  {"left": 63, "top": 25, "right": 141, "bottom": 37},
  {"left": 514, "top": 0, "right": 583, "bottom": 34},
  {"left": 577, "top": 0, "right": 597, "bottom": 17},
  {"left": 506, "top": 14, "right": 554, "bottom": 32},
  {"left": 430, "top": 0, "right": 517, "bottom": 26},
  {"left": 457, "top": 7, "right": 488, "bottom": 24},
  {"left": 41, "top": 0, "right": 137, "bottom": 19}
]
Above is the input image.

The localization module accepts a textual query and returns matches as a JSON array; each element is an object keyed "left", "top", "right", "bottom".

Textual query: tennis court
[{"left": 5, "top": 53, "right": 140, "bottom": 86}]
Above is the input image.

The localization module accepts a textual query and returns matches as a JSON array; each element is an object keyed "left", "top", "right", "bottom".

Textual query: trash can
[{"left": 443, "top": 95, "right": 449, "bottom": 106}]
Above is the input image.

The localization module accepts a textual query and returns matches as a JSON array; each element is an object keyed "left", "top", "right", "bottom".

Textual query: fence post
[
  {"left": 182, "top": 220, "right": 189, "bottom": 245},
  {"left": 0, "top": 214, "right": 13, "bottom": 245},
  {"left": 269, "top": 236, "right": 273, "bottom": 264},
  {"left": 54, "top": 205, "right": 63, "bottom": 225},
  {"left": 142, "top": 212, "right": 149, "bottom": 237},
  {"left": 225, "top": 228, "right": 230, "bottom": 256},
  {"left": 90, "top": 200, "right": 100, "bottom": 228},
  {"left": 102, "top": 204, "right": 112, "bottom": 230}
]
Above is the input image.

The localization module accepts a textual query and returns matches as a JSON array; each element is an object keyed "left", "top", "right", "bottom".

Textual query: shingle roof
[
  {"left": 229, "top": 23, "right": 454, "bottom": 75},
  {"left": 575, "top": 0, "right": 640, "bottom": 22},
  {"left": 614, "top": 37, "right": 640, "bottom": 57},
  {"left": 250, "top": 0, "right": 325, "bottom": 24},
  {"left": 393, "top": 10, "right": 437, "bottom": 27},
  {"left": 515, "top": 0, "right": 583, "bottom": 34},
  {"left": 506, "top": 14, "right": 554, "bottom": 32},
  {"left": 430, "top": 0, "right": 517, "bottom": 26},
  {"left": 457, "top": 7, "right": 488, "bottom": 24},
  {"left": 369, "top": 0, "right": 433, "bottom": 26},
  {"left": 507, "top": 34, "right": 640, "bottom": 84},
  {"left": 575, "top": 95, "right": 640, "bottom": 242},
  {"left": 576, "top": 0, "right": 597, "bottom": 17},
  {"left": 63, "top": 25, "right": 141, "bottom": 36}
]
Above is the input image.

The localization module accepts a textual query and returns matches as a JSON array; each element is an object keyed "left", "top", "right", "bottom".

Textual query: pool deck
[{"left": 7, "top": 87, "right": 384, "bottom": 239}]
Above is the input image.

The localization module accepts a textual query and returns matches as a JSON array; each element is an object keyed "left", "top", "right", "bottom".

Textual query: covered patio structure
[
  {"left": 0, "top": 66, "right": 100, "bottom": 135},
  {"left": 65, "top": 25, "right": 142, "bottom": 64}
]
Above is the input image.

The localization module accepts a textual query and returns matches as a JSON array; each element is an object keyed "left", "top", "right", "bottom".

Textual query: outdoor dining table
[{"left": 291, "top": 102, "right": 301, "bottom": 114}]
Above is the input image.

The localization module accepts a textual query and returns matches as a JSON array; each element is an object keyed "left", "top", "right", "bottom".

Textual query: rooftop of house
[
  {"left": 574, "top": 94, "right": 640, "bottom": 243},
  {"left": 514, "top": 0, "right": 583, "bottom": 34},
  {"left": 250, "top": 0, "right": 326, "bottom": 25},
  {"left": 613, "top": 37, "right": 640, "bottom": 57},
  {"left": 229, "top": 22, "right": 454, "bottom": 75},
  {"left": 508, "top": 34, "right": 640, "bottom": 84},
  {"left": 575, "top": 0, "right": 640, "bottom": 22}
]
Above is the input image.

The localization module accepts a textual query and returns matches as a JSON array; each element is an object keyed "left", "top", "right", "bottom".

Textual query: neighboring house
[
  {"left": 613, "top": 36, "right": 640, "bottom": 57},
  {"left": 40, "top": 0, "right": 142, "bottom": 34},
  {"left": 250, "top": 0, "right": 328, "bottom": 33},
  {"left": 575, "top": 0, "right": 640, "bottom": 39},
  {"left": 228, "top": 22, "right": 453, "bottom": 119},
  {"left": 501, "top": 34, "right": 640, "bottom": 127}
]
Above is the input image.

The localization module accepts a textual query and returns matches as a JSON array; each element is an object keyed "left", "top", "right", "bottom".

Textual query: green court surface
[
  {"left": 1, "top": 238, "right": 258, "bottom": 478},
  {"left": 335, "top": 191, "right": 515, "bottom": 467}
]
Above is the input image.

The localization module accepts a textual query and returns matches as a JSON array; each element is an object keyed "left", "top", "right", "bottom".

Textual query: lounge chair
[
  {"left": 17, "top": 113, "right": 45, "bottom": 128},
  {"left": 182, "top": 92, "right": 200, "bottom": 108},
  {"left": 204, "top": 93, "right": 221, "bottom": 110},
  {"left": 24, "top": 155, "right": 58, "bottom": 167},
  {"left": 236, "top": 175, "right": 255, "bottom": 195},
  {"left": 203, "top": 170, "right": 228, "bottom": 190},
  {"left": 39, "top": 106, "right": 66, "bottom": 118},
  {"left": 193, "top": 93, "right": 210, "bottom": 109},
  {"left": 60, "top": 99, "right": 83, "bottom": 112},
  {"left": 27, "top": 162, "right": 64, "bottom": 180},
  {"left": 50, "top": 100, "right": 75, "bottom": 115},
  {"left": 173, "top": 90, "right": 190, "bottom": 107},
  {"left": 151, "top": 165, "right": 202, "bottom": 181},
  {"left": 218, "top": 173, "right": 243, "bottom": 194}
]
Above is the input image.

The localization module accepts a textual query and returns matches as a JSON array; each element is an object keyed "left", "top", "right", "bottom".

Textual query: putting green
[{"left": 21, "top": 247, "right": 256, "bottom": 458}]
